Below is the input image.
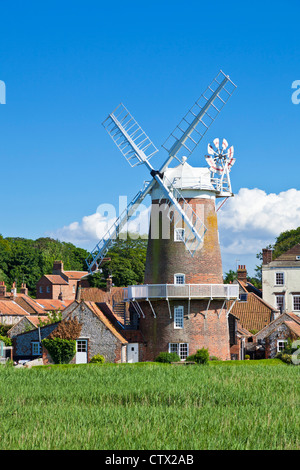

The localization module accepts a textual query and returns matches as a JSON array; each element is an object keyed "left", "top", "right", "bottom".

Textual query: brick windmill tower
[{"left": 86, "top": 70, "right": 239, "bottom": 361}]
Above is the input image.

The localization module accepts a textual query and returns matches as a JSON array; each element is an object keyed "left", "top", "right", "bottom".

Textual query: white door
[
  {"left": 76, "top": 339, "right": 88, "bottom": 364},
  {"left": 127, "top": 343, "right": 139, "bottom": 363}
]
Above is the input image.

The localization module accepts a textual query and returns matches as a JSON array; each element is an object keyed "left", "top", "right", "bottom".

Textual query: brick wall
[
  {"left": 137, "top": 298, "right": 230, "bottom": 361},
  {"left": 144, "top": 197, "right": 223, "bottom": 285}
]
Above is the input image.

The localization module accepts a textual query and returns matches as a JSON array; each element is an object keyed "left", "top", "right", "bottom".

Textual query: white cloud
[
  {"left": 47, "top": 202, "right": 150, "bottom": 248},
  {"left": 218, "top": 188, "right": 300, "bottom": 274},
  {"left": 48, "top": 187, "right": 300, "bottom": 276}
]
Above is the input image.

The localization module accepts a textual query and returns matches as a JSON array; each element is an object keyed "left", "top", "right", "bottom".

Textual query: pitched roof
[
  {"left": 267, "top": 244, "right": 300, "bottom": 267},
  {"left": 0, "top": 300, "right": 29, "bottom": 316},
  {"left": 43, "top": 275, "right": 69, "bottom": 285},
  {"left": 80, "top": 301, "right": 127, "bottom": 344},
  {"left": 64, "top": 271, "right": 89, "bottom": 280},
  {"left": 14, "top": 294, "right": 45, "bottom": 314},
  {"left": 79, "top": 286, "right": 124, "bottom": 304},
  {"left": 34, "top": 299, "right": 73, "bottom": 311},
  {"left": 284, "top": 320, "right": 300, "bottom": 337},
  {"left": 227, "top": 293, "right": 278, "bottom": 332}
]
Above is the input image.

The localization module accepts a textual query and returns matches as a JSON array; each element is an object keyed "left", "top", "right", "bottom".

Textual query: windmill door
[
  {"left": 76, "top": 339, "right": 88, "bottom": 364},
  {"left": 127, "top": 343, "right": 139, "bottom": 363}
]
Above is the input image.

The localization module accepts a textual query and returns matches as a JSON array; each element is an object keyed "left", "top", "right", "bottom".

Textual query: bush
[
  {"left": 42, "top": 338, "right": 76, "bottom": 364},
  {"left": 90, "top": 354, "right": 105, "bottom": 364},
  {"left": 155, "top": 352, "right": 181, "bottom": 363},
  {"left": 0, "top": 335, "right": 12, "bottom": 346},
  {"left": 187, "top": 348, "right": 209, "bottom": 365}
]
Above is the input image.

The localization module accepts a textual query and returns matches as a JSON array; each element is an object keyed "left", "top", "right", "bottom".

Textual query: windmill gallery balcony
[{"left": 123, "top": 283, "right": 239, "bottom": 302}]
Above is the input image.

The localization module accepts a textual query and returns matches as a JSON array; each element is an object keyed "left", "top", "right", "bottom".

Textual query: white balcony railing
[{"left": 123, "top": 284, "right": 239, "bottom": 301}]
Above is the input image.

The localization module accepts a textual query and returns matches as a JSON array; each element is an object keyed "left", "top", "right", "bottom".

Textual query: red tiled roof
[
  {"left": 79, "top": 287, "right": 124, "bottom": 304},
  {"left": 44, "top": 275, "right": 69, "bottom": 285},
  {"left": 227, "top": 293, "right": 277, "bottom": 332},
  {"left": 34, "top": 299, "right": 73, "bottom": 311},
  {"left": 0, "top": 300, "right": 29, "bottom": 316},
  {"left": 284, "top": 320, "right": 300, "bottom": 337},
  {"left": 64, "top": 271, "right": 89, "bottom": 280}
]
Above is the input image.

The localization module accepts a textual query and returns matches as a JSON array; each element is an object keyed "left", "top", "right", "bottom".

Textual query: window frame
[
  {"left": 31, "top": 341, "right": 41, "bottom": 356},
  {"left": 275, "top": 272, "right": 284, "bottom": 286},
  {"left": 174, "top": 273, "right": 185, "bottom": 285},
  {"left": 293, "top": 295, "right": 300, "bottom": 312},
  {"left": 174, "top": 306, "right": 184, "bottom": 329},
  {"left": 169, "top": 342, "right": 189, "bottom": 361},
  {"left": 277, "top": 340, "right": 287, "bottom": 353},
  {"left": 275, "top": 294, "right": 285, "bottom": 312},
  {"left": 174, "top": 228, "right": 185, "bottom": 242}
]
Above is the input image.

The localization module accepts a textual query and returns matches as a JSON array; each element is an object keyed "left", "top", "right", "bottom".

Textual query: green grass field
[{"left": 0, "top": 360, "right": 299, "bottom": 450}]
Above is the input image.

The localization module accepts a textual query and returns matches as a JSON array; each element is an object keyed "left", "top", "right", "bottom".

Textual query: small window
[
  {"left": 169, "top": 343, "right": 189, "bottom": 361},
  {"left": 46, "top": 286, "right": 50, "bottom": 293},
  {"left": 174, "top": 228, "right": 185, "bottom": 242},
  {"left": 72, "top": 284, "right": 76, "bottom": 294},
  {"left": 293, "top": 295, "right": 300, "bottom": 311},
  {"left": 39, "top": 286, "right": 43, "bottom": 293},
  {"left": 277, "top": 340, "right": 287, "bottom": 352},
  {"left": 32, "top": 342, "right": 41, "bottom": 356},
  {"left": 174, "top": 273, "right": 185, "bottom": 285},
  {"left": 275, "top": 294, "right": 285, "bottom": 312},
  {"left": 275, "top": 272, "right": 284, "bottom": 286},
  {"left": 174, "top": 306, "right": 184, "bottom": 329}
]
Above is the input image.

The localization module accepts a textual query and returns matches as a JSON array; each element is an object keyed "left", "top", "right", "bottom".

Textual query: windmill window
[
  {"left": 174, "top": 228, "right": 185, "bottom": 242},
  {"left": 169, "top": 343, "right": 189, "bottom": 361},
  {"left": 174, "top": 274, "right": 185, "bottom": 285},
  {"left": 275, "top": 272, "right": 284, "bottom": 286},
  {"left": 174, "top": 306, "right": 184, "bottom": 329}
]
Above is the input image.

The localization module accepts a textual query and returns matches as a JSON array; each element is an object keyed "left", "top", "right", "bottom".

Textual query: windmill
[{"left": 85, "top": 70, "right": 237, "bottom": 273}]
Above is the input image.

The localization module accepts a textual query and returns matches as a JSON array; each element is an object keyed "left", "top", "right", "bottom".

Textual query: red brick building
[{"left": 36, "top": 261, "right": 89, "bottom": 301}]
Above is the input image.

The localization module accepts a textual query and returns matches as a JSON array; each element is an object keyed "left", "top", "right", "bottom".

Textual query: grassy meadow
[{"left": 0, "top": 360, "right": 299, "bottom": 450}]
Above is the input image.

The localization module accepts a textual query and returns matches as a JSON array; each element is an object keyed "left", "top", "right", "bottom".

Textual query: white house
[{"left": 262, "top": 244, "right": 300, "bottom": 316}]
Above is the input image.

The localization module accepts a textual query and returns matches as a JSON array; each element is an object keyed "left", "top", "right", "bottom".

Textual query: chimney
[
  {"left": 11, "top": 281, "right": 17, "bottom": 298},
  {"left": 237, "top": 265, "right": 247, "bottom": 283},
  {"left": 106, "top": 276, "right": 113, "bottom": 293},
  {"left": 20, "top": 283, "right": 28, "bottom": 295},
  {"left": 0, "top": 281, "right": 6, "bottom": 298},
  {"left": 262, "top": 248, "right": 273, "bottom": 265},
  {"left": 52, "top": 260, "right": 64, "bottom": 274}
]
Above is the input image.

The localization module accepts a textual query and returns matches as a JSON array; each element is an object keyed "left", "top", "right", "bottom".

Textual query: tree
[{"left": 87, "top": 235, "right": 148, "bottom": 288}]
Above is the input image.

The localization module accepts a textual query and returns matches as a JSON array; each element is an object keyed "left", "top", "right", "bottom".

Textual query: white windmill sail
[{"left": 162, "top": 70, "right": 237, "bottom": 166}]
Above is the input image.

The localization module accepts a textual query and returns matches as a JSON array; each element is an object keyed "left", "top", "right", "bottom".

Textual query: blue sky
[{"left": 1, "top": 0, "right": 300, "bottom": 276}]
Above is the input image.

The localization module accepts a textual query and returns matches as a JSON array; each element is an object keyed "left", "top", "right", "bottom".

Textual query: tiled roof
[
  {"left": 267, "top": 244, "right": 300, "bottom": 267},
  {"left": 227, "top": 293, "right": 278, "bottom": 332},
  {"left": 284, "top": 320, "right": 300, "bottom": 337},
  {"left": 79, "top": 287, "right": 124, "bottom": 304},
  {"left": 34, "top": 299, "right": 73, "bottom": 311},
  {"left": 64, "top": 271, "right": 89, "bottom": 280},
  {"left": 14, "top": 294, "right": 45, "bottom": 314},
  {"left": 0, "top": 300, "right": 29, "bottom": 316},
  {"left": 43, "top": 275, "right": 69, "bottom": 285}
]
